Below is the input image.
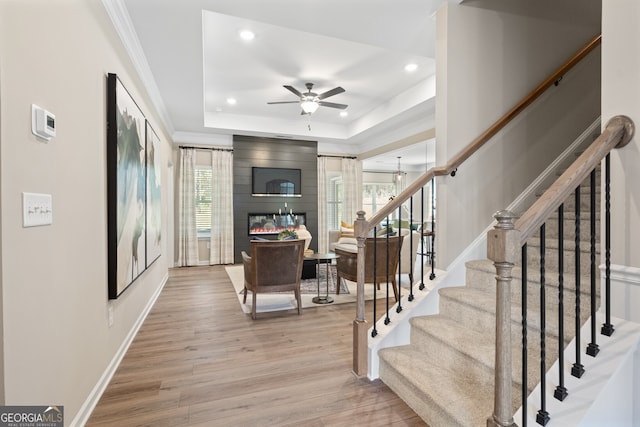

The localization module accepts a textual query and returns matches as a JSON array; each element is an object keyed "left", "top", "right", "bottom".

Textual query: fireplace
[{"left": 248, "top": 213, "right": 307, "bottom": 236}]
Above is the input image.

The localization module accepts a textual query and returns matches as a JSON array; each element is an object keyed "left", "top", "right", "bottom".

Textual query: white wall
[
  {"left": 602, "top": 0, "right": 640, "bottom": 322},
  {"left": 435, "top": 1, "right": 601, "bottom": 267},
  {"left": 0, "top": 1, "right": 171, "bottom": 424}
]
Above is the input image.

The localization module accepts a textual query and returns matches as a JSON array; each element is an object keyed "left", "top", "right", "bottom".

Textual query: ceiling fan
[{"left": 267, "top": 83, "right": 347, "bottom": 115}]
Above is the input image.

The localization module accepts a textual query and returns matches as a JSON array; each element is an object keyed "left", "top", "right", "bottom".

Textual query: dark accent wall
[{"left": 233, "top": 136, "right": 318, "bottom": 262}]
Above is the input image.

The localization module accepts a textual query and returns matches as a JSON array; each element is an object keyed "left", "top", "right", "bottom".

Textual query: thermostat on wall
[{"left": 31, "top": 104, "right": 56, "bottom": 140}]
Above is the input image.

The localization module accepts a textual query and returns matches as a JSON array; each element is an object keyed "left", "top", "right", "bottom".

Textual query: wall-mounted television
[{"left": 252, "top": 167, "right": 302, "bottom": 197}]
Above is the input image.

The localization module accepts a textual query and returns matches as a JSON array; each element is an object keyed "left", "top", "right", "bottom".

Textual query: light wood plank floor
[{"left": 87, "top": 265, "right": 428, "bottom": 427}]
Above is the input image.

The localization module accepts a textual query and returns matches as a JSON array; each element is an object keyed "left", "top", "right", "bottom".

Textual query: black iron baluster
[
  {"left": 587, "top": 169, "right": 600, "bottom": 356},
  {"left": 385, "top": 221, "right": 391, "bottom": 325},
  {"left": 554, "top": 204, "right": 568, "bottom": 401},
  {"left": 419, "top": 187, "right": 425, "bottom": 291},
  {"left": 602, "top": 154, "right": 615, "bottom": 336},
  {"left": 522, "top": 243, "right": 528, "bottom": 427},
  {"left": 572, "top": 186, "right": 585, "bottom": 378},
  {"left": 397, "top": 204, "right": 403, "bottom": 312},
  {"left": 430, "top": 178, "right": 436, "bottom": 280},
  {"left": 408, "top": 196, "right": 415, "bottom": 301},
  {"left": 536, "top": 224, "right": 550, "bottom": 426},
  {"left": 372, "top": 230, "right": 378, "bottom": 337}
]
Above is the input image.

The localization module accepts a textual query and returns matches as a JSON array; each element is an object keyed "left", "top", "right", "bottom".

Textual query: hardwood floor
[{"left": 87, "top": 265, "right": 427, "bottom": 426}]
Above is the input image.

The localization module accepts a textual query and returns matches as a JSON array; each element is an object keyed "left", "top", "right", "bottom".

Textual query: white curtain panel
[
  {"left": 177, "top": 147, "right": 199, "bottom": 266},
  {"left": 341, "top": 157, "right": 362, "bottom": 226},
  {"left": 209, "top": 150, "right": 235, "bottom": 264},
  {"left": 317, "top": 156, "right": 328, "bottom": 254}
]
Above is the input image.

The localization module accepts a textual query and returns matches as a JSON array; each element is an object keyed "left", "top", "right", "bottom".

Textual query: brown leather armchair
[
  {"left": 241, "top": 239, "right": 305, "bottom": 319},
  {"left": 334, "top": 235, "right": 404, "bottom": 302}
]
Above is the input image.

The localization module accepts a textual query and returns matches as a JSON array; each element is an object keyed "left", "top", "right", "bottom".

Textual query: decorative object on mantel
[{"left": 277, "top": 229, "right": 298, "bottom": 240}]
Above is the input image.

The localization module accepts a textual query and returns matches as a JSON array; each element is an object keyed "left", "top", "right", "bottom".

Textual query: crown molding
[
  {"left": 172, "top": 131, "right": 233, "bottom": 147},
  {"left": 101, "top": 0, "right": 175, "bottom": 135}
]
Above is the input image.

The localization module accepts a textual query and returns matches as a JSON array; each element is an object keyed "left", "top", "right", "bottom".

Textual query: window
[
  {"left": 362, "top": 182, "right": 396, "bottom": 218},
  {"left": 327, "top": 175, "right": 342, "bottom": 230},
  {"left": 195, "top": 166, "right": 212, "bottom": 234}
]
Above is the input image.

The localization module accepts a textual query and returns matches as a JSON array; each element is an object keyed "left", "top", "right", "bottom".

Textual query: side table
[{"left": 304, "top": 252, "right": 340, "bottom": 304}]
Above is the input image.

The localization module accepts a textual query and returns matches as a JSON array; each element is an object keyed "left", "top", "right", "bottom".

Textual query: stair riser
[
  {"left": 438, "top": 288, "right": 594, "bottom": 343},
  {"left": 560, "top": 194, "right": 600, "bottom": 212},
  {"left": 409, "top": 327, "right": 494, "bottom": 389},
  {"left": 466, "top": 265, "right": 600, "bottom": 307},
  {"left": 379, "top": 363, "right": 470, "bottom": 427},
  {"left": 526, "top": 245, "right": 600, "bottom": 276},
  {"left": 535, "top": 216, "right": 600, "bottom": 240}
]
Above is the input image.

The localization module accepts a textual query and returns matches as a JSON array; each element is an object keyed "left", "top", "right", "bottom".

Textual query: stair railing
[
  {"left": 351, "top": 34, "right": 603, "bottom": 377},
  {"left": 486, "top": 115, "right": 635, "bottom": 427}
]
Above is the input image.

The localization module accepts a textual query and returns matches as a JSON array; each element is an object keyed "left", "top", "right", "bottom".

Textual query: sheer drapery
[
  {"left": 317, "top": 156, "right": 328, "bottom": 254},
  {"left": 177, "top": 147, "right": 199, "bottom": 266},
  {"left": 341, "top": 157, "right": 362, "bottom": 225},
  {"left": 209, "top": 150, "right": 234, "bottom": 264}
]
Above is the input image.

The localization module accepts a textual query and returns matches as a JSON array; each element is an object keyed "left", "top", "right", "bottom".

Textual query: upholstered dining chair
[
  {"left": 241, "top": 239, "right": 305, "bottom": 320},
  {"left": 334, "top": 235, "right": 404, "bottom": 302}
]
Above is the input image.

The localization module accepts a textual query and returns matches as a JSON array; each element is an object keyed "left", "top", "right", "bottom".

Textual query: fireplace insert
[{"left": 248, "top": 213, "right": 306, "bottom": 236}]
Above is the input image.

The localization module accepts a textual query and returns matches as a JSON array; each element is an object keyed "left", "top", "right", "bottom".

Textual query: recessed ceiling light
[
  {"left": 340, "top": 111, "right": 348, "bottom": 117},
  {"left": 239, "top": 30, "right": 255, "bottom": 41},
  {"left": 226, "top": 98, "right": 237, "bottom": 105},
  {"left": 404, "top": 63, "right": 418, "bottom": 72}
]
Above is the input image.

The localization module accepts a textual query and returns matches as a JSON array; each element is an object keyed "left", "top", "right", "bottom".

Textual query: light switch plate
[{"left": 23, "top": 192, "right": 53, "bottom": 227}]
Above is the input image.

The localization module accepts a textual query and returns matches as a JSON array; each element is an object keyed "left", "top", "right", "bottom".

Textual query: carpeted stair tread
[
  {"left": 409, "top": 316, "right": 496, "bottom": 385},
  {"left": 408, "top": 314, "right": 564, "bottom": 394},
  {"left": 465, "top": 259, "right": 600, "bottom": 295},
  {"left": 379, "top": 346, "right": 494, "bottom": 427}
]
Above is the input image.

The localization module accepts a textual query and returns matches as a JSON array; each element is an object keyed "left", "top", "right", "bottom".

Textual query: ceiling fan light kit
[
  {"left": 268, "top": 82, "right": 347, "bottom": 116},
  {"left": 301, "top": 97, "right": 319, "bottom": 114}
]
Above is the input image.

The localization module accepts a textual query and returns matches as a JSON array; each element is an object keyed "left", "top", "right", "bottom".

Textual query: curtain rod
[
  {"left": 179, "top": 145, "right": 233, "bottom": 152},
  {"left": 317, "top": 154, "right": 357, "bottom": 159}
]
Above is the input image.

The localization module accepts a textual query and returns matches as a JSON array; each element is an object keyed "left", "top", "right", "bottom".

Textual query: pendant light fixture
[{"left": 393, "top": 156, "right": 406, "bottom": 188}]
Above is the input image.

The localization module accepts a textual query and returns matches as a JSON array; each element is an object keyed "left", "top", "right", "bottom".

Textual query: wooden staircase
[{"left": 378, "top": 169, "right": 600, "bottom": 426}]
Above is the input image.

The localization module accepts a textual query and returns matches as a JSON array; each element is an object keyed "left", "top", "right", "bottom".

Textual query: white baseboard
[{"left": 70, "top": 272, "right": 169, "bottom": 427}]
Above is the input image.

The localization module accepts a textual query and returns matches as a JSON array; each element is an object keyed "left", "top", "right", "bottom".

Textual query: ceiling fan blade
[
  {"left": 319, "top": 101, "right": 348, "bottom": 110},
  {"left": 267, "top": 101, "right": 300, "bottom": 105},
  {"left": 283, "top": 85, "right": 303, "bottom": 98},
  {"left": 317, "top": 86, "right": 345, "bottom": 100}
]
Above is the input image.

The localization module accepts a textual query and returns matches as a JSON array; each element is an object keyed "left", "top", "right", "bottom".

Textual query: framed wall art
[
  {"left": 145, "top": 120, "right": 162, "bottom": 268},
  {"left": 107, "top": 73, "right": 147, "bottom": 299}
]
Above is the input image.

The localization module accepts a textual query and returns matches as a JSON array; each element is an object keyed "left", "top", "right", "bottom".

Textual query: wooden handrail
[
  {"left": 352, "top": 33, "right": 604, "bottom": 377},
  {"left": 360, "top": 34, "right": 602, "bottom": 236},
  {"left": 446, "top": 34, "right": 602, "bottom": 175},
  {"left": 515, "top": 115, "right": 634, "bottom": 243}
]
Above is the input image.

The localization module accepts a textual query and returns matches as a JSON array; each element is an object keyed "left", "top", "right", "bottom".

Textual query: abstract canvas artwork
[
  {"left": 145, "top": 120, "right": 162, "bottom": 268},
  {"left": 107, "top": 73, "right": 148, "bottom": 299}
]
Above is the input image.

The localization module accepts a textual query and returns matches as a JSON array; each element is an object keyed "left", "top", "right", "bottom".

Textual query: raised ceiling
[{"left": 109, "top": 0, "right": 450, "bottom": 169}]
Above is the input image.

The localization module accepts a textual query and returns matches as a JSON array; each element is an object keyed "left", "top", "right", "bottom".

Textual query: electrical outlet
[{"left": 23, "top": 192, "right": 53, "bottom": 227}]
